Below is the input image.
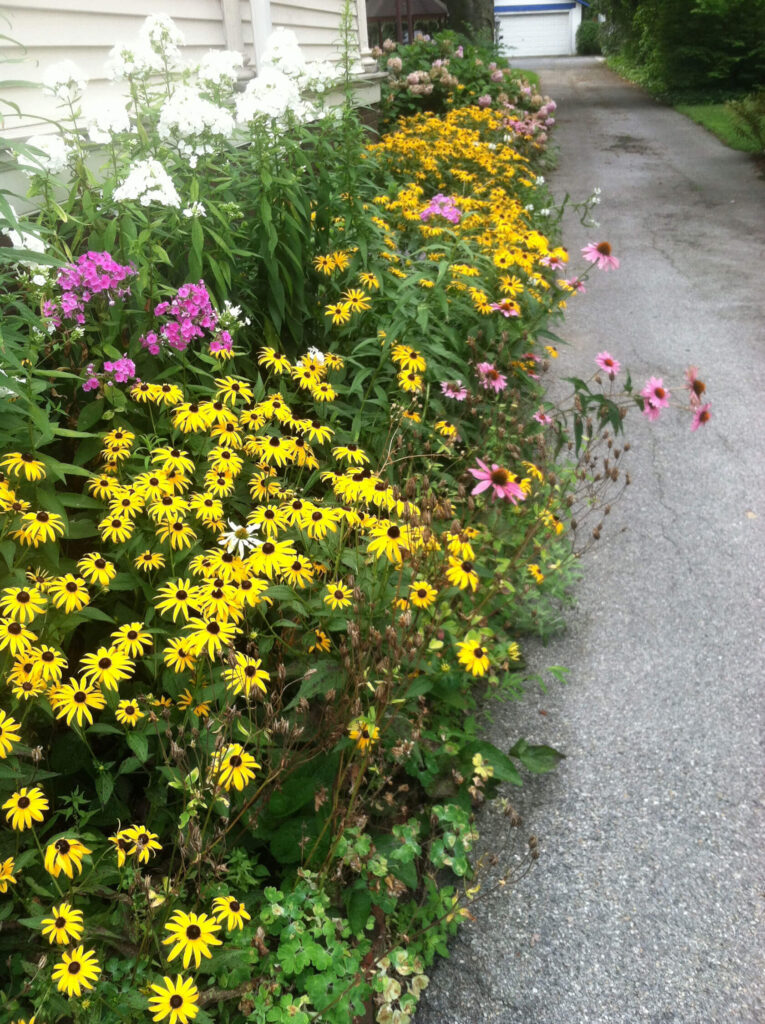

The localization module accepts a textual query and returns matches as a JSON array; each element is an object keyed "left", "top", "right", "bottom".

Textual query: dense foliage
[
  {"left": 594, "top": 0, "right": 765, "bottom": 99},
  {"left": 0, "top": 12, "right": 710, "bottom": 1024}
]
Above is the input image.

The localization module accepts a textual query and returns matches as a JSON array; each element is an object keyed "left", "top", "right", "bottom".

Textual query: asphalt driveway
[{"left": 415, "top": 58, "right": 765, "bottom": 1024}]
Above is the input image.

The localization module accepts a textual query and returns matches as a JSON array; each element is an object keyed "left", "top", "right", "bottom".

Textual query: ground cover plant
[{"left": 0, "top": 13, "right": 712, "bottom": 1024}]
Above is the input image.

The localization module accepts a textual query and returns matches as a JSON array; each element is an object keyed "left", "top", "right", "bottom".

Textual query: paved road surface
[{"left": 415, "top": 58, "right": 765, "bottom": 1024}]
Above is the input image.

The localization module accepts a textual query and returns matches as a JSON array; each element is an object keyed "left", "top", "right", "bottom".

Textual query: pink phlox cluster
[
  {"left": 142, "top": 280, "right": 229, "bottom": 356},
  {"left": 82, "top": 356, "right": 137, "bottom": 392},
  {"left": 476, "top": 361, "right": 508, "bottom": 393},
  {"left": 46, "top": 251, "right": 135, "bottom": 326},
  {"left": 420, "top": 194, "right": 462, "bottom": 225}
]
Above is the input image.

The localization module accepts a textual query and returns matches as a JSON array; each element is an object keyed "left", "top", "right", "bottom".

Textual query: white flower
[
  {"left": 105, "top": 41, "right": 155, "bottom": 81},
  {"left": 113, "top": 158, "right": 181, "bottom": 208},
  {"left": 197, "top": 49, "right": 244, "bottom": 89},
  {"left": 525, "top": 203, "right": 535, "bottom": 212},
  {"left": 219, "top": 521, "right": 261, "bottom": 558},
  {"left": 158, "top": 85, "right": 235, "bottom": 148},
  {"left": 42, "top": 60, "right": 87, "bottom": 103},
  {"left": 87, "top": 100, "right": 131, "bottom": 143},
  {"left": 260, "top": 28, "right": 307, "bottom": 80},
  {"left": 139, "top": 13, "right": 185, "bottom": 66},
  {"left": 536, "top": 175, "right": 545, "bottom": 185},
  {"left": 539, "top": 208, "right": 551, "bottom": 217},
  {"left": 302, "top": 60, "right": 340, "bottom": 94},
  {"left": 307, "top": 347, "right": 326, "bottom": 364},
  {"left": 182, "top": 202, "right": 207, "bottom": 218},
  {"left": 236, "top": 67, "right": 310, "bottom": 124},
  {"left": 19, "top": 134, "right": 69, "bottom": 177}
]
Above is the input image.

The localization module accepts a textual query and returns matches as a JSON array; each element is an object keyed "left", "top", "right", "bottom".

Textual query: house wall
[{"left": 0, "top": 0, "right": 368, "bottom": 138}]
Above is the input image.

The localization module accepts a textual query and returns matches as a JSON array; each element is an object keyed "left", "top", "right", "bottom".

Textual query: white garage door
[{"left": 497, "top": 12, "right": 572, "bottom": 57}]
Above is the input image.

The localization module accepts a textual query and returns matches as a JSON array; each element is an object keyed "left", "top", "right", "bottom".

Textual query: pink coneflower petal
[
  {"left": 581, "top": 241, "right": 620, "bottom": 271},
  {"left": 533, "top": 410, "right": 552, "bottom": 425},
  {"left": 640, "top": 376, "right": 670, "bottom": 408},
  {"left": 684, "top": 366, "right": 706, "bottom": 408},
  {"left": 691, "top": 402, "right": 711, "bottom": 431},
  {"left": 595, "top": 351, "right": 621, "bottom": 377}
]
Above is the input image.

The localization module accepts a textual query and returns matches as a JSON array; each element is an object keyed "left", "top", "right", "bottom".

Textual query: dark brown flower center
[
  {"left": 387, "top": 526, "right": 400, "bottom": 539},
  {"left": 127, "top": 630, "right": 138, "bottom": 640},
  {"left": 262, "top": 542, "right": 275, "bottom": 555},
  {"left": 99, "top": 657, "right": 112, "bottom": 669},
  {"left": 55, "top": 916, "right": 66, "bottom": 928},
  {"left": 176, "top": 590, "right": 188, "bottom": 601},
  {"left": 37, "top": 512, "right": 49, "bottom": 523},
  {"left": 207, "top": 622, "right": 220, "bottom": 635},
  {"left": 462, "top": 561, "right": 473, "bottom": 573},
  {"left": 68, "top": 961, "right": 81, "bottom": 974},
  {"left": 490, "top": 468, "right": 509, "bottom": 485},
  {"left": 56, "top": 839, "right": 70, "bottom": 854},
  {"left": 229, "top": 900, "right": 241, "bottom": 912},
  {"left": 8, "top": 622, "right": 21, "bottom": 635},
  {"left": 596, "top": 241, "right": 612, "bottom": 255},
  {"left": 170, "top": 995, "right": 184, "bottom": 1009},
  {"left": 17, "top": 795, "right": 30, "bottom": 808},
  {"left": 229, "top": 755, "right": 242, "bottom": 767},
  {"left": 74, "top": 692, "right": 87, "bottom": 703},
  {"left": 186, "top": 924, "right": 201, "bottom": 940},
  {"left": 125, "top": 705, "right": 136, "bottom": 715}
]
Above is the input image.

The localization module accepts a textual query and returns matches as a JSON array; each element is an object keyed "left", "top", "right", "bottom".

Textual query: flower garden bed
[{"left": 0, "top": 15, "right": 711, "bottom": 1024}]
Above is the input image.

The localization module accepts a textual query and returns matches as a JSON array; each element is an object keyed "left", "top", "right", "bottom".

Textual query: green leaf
[
  {"left": 126, "top": 731, "right": 149, "bottom": 763},
  {"left": 508, "top": 737, "right": 565, "bottom": 774},
  {"left": 77, "top": 399, "right": 105, "bottom": 432},
  {"left": 96, "top": 772, "right": 114, "bottom": 806},
  {"left": 346, "top": 887, "right": 372, "bottom": 936},
  {"left": 462, "top": 740, "right": 523, "bottom": 786}
]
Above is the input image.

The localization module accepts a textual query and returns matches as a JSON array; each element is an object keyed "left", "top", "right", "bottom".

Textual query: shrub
[
  {"left": 576, "top": 21, "right": 603, "bottom": 56},
  {"left": 726, "top": 87, "right": 765, "bottom": 152}
]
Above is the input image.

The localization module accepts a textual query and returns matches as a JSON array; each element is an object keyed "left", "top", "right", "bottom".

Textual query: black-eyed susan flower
[
  {"left": 115, "top": 699, "right": 144, "bottom": 727},
  {"left": 300, "top": 419, "right": 334, "bottom": 445},
  {"left": 30, "top": 643, "right": 67, "bottom": 682},
  {"left": 77, "top": 552, "right": 117, "bottom": 587},
  {"left": 51, "top": 945, "right": 101, "bottom": 997},
  {"left": 99, "top": 514, "right": 135, "bottom": 545},
  {"left": 172, "top": 402, "right": 211, "bottom": 434},
  {"left": 324, "top": 581, "right": 352, "bottom": 610},
  {"left": 197, "top": 581, "right": 242, "bottom": 623},
  {"left": 108, "top": 829, "right": 133, "bottom": 867},
  {"left": 135, "top": 550, "right": 166, "bottom": 573},
  {"left": 41, "top": 902, "right": 84, "bottom": 945},
  {"left": 258, "top": 346, "right": 291, "bottom": 374},
  {"left": 11, "top": 674, "right": 46, "bottom": 700},
  {"left": 527, "top": 563, "right": 545, "bottom": 584},
  {"left": 3, "top": 785, "right": 48, "bottom": 831},
  {"left": 215, "top": 376, "right": 253, "bottom": 406},
  {"left": 156, "top": 518, "right": 198, "bottom": 551},
  {"left": 348, "top": 717, "right": 380, "bottom": 751},
  {"left": 215, "top": 743, "right": 259, "bottom": 791},
  {"left": 211, "top": 895, "right": 251, "bottom": 931},
  {"left": 367, "top": 521, "right": 409, "bottom": 564},
  {"left": 0, "top": 451, "right": 47, "bottom": 480},
  {"left": 110, "top": 622, "right": 153, "bottom": 657},
  {"left": 26, "top": 566, "right": 53, "bottom": 590},
  {"left": 79, "top": 647, "right": 135, "bottom": 691},
  {"left": 52, "top": 678, "right": 107, "bottom": 727},
  {"left": 299, "top": 505, "right": 342, "bottom": 541},
  {"left": 148, "top": 494, "right": 190, "bottom": 524},
  {"left": 446, "top": 556, "right": 479, "bottom": 592},
  {"left": 248, "top": 505, "right": 288, "bottom": 539},
  {"left": 0, "top": 618, "right": 37, "bottom": 654},
  {"left": 0, "top": 586, "right": 46, "bottom": 623},
  {"left": 47, "top": 575, "right": 90, "bottom": 615},
  {"left": 44, "top": 837, "right": 91, "bottom": 879},
  {"left": 123, "top": 825, "right": 162, "bottom": 864},
  {"left": 311, "top": 380, "right": 337, "bottom": 402},
  {"left": 222, "top": 653, "right": 269, "bottom": 697},
  {"left": 155, "top": 580, "right": 201, "bottom": 623},
  {"left": 409, "top": 580, "right": 438, "bottom": 609},
  {"left": 148, "top": 973, "right": 199, "bottom": 1024},
  {"left": 309, "top": 629, "right": 331, "bottom": 653},
  {"left": 249, "top": 539, "right": 297, "bottom": 579},
  {"left": 184, "top": 617, "right": 239, "bottom": 659},
  {"left": 16, "top": 509, "right": 65, "bottom": 545},
  {"left": 151, "top": 446, "right": 195, "bottom": 475},
  {"left": 108, "top": 489, "right": 145, "bottom": 517},
  {"left": 456, "top": 638, "right": 491, "bottom": 676},
  {"left": 133, "top": 471, "right": 173, "bottom": 502},
  {"left": 163, "top": 910, "right": 222, "bottom": 969},
  {"left": 332, "top": 443, "right": 369, "bottom": 466},
  {"left": 0, "top": 856, "right": 17, "bottom": 893},
  {"left": 280, "top": 554, "right": 314, "bottom": 590},
  {"left": 232, "top": 575, "right": 269, "bottom": 608}
]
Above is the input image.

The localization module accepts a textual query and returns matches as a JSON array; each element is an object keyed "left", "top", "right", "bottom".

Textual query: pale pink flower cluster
[
  {"left": 420, "top": 194, "right": 462, "bottom": 225},
  {"left": 141, "top": 281, "right": 232, "bottom": 357},
  {"left": 83, "top": 356, "right": 137, "bottom": 392},
  {"left": 44, "top": 251, "right": 136, "bottom": 326}
]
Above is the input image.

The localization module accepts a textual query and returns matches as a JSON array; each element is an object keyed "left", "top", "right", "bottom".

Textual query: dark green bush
[
  {"left": 726, "top": 87, "right": 765, "bottom": 152},
  {"left": 576, "top": 21, "right": 602, "bottom": 56}
]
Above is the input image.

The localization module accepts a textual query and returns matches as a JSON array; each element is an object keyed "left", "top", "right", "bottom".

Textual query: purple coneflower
[
  {"left": 595, "top": 351, "right": 621, "bottom": 378},
  {"left": 476, "top": 362, "right": 508, "bottom": 393},
  {"left": 581, "top": 241, "right": 620, "bottom": 271},
  {"left": 441, "top": 380, "right": 468, "bottom": 401},
  {"left": 469, "top": 459, "right": 526, "bottom": 503}
]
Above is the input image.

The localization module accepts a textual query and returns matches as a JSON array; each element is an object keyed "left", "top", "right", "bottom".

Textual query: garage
[{"left": 495, "top": 1, "right": 586, "bottom": 58}]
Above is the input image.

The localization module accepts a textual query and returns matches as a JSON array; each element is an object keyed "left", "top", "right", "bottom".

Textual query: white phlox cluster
[
  {"left": 157, "top": 85, "right": 236, "bottom": 167},
  {"left": 42, "top": 60, "right": 88, "bottom": 103},
  {"left": 113, "top": 158, "right": 181, "bottom": 208},
  {"left": 19, "top": 134, "right": 69, "bottom": 177}
]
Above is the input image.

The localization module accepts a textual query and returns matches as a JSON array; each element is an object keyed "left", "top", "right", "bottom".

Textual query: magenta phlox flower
[
  {"left": 641, "top": 376, "right": 670, "bottom": 409},
  {"left": 691, "top": 402, "right": 711, "bottom": 431},
  {"left": 441, "top": 380, "right": 468, "bottom": 401},
  {"left": 210, "top": 330, "right": 233, "bottom": 354},
  {"left": 420, "top": 193, "right": 462, "bottom": 225},
  {"left": 595, "top": 351, "right": 621, "bottom": 377},
  {"left": 81, "top": 355, "right": 136, "bottom": 392},
  {"left": 533, "top": 409, "right": 552, "bottom": 426},
  {"left": 581, "top": 241, "right": 619, "bottom": 271},
  {"left": 50, "top": 251, "right": 135, "bottom": 326},
  {"left": 103, "top": 356, "right": 136, "bottom": 383},
  {"left": 476, "top": 361, "right": 508, "bottom": 393},
  {"left": 489, "top": 298, "right": 520, "bottom": 317},
  {"left": 469, "top": 459, "right": 526, "bottom": 503},
  {"left": 141, "top": 280, "right": 220, "bottom": 356}
]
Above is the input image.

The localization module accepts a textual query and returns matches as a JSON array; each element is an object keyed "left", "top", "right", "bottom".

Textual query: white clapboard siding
[{"left": 0, "top": 0, "right": 228, "bottom": 136}]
